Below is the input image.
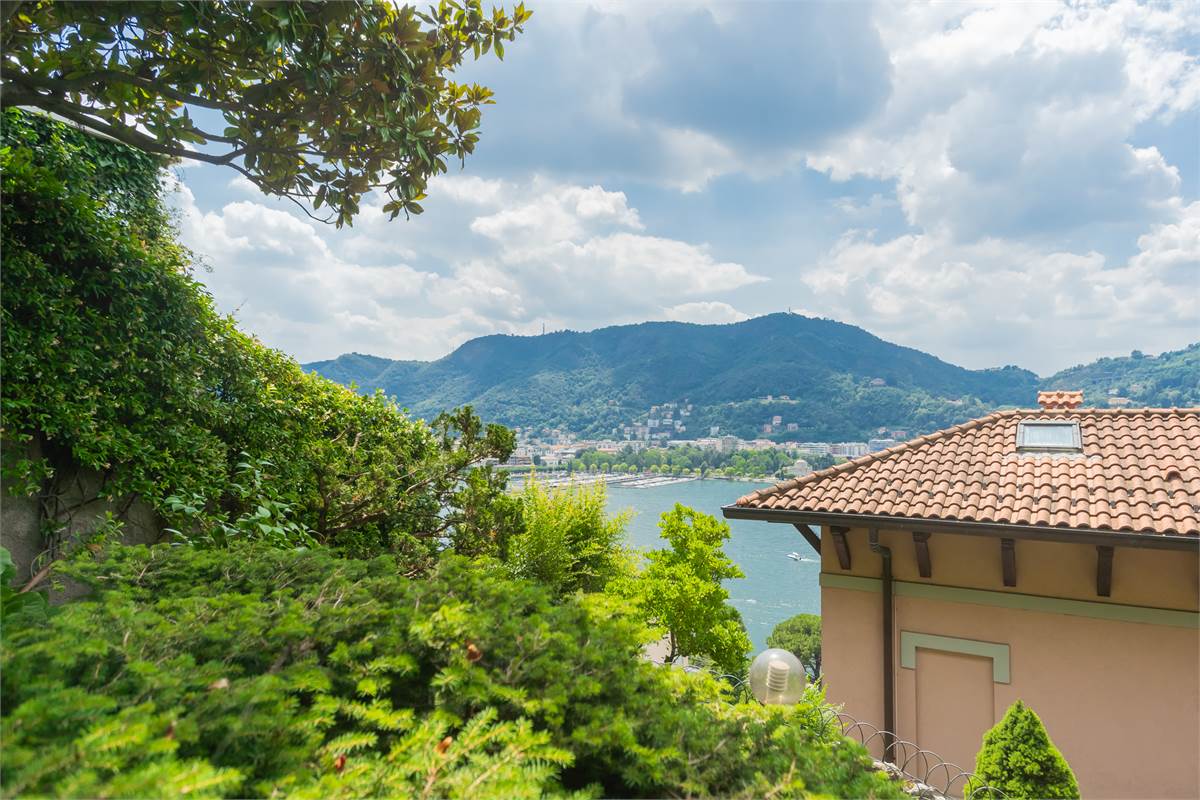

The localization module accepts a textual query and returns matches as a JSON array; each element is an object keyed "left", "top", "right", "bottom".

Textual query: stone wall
[{"left": 1, "top": 440, "right": 163, "bottom": 601}]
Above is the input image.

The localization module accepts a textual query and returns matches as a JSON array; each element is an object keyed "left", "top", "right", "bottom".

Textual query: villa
[{"left": 724, "top": 392, "right": 1199, "bottom": 798}]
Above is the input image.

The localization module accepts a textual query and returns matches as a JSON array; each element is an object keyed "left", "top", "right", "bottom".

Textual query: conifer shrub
[
  {"left": 1, "top": 543, "right": 904, "bottom": 799},
  {"left": 967, "top": 700, "right": 1080, "bottom": 799}
]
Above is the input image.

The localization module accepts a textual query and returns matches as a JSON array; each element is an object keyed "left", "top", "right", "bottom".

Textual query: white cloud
[
  {"left": 172, "top": 173, "right": 765, "bottom": 361},
  {"left": 662, "top": 301, "right": 750, "bottom": 324},
  {"left": 805, "top": 0, "right": 1200, "bottom": 240},
  {"left": 800, "top": 201, "right": 1200, "bottom": 373},
  {"left": 470, "top": 182, "right": 643, "bottom": 243}
]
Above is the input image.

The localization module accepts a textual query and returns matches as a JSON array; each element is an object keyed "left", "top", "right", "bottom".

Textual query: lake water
[{"left": 605, "top": 479, "right": 821, "bottom": 653}]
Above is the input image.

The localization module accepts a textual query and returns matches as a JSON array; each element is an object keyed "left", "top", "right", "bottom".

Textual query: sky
[{"left": 173, "top": 0, "right": 1200, "bottom": 376}]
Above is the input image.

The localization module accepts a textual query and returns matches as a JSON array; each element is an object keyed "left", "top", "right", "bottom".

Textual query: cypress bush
[{"left": 967, "top": 700, "right": 1080, "bottom": 799}]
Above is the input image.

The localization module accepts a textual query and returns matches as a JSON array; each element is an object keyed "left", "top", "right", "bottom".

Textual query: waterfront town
[{"left": 502, "top": 408, "right": 907, "bottom": 478}]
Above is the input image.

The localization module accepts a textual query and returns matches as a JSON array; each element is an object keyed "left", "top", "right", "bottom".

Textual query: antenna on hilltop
[{"left": 542, "top": 322, "right": 546, "bottom": 335}]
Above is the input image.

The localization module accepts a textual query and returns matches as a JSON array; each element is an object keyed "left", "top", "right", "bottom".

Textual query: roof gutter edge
[{"left": 720, "top": 505, "right": 1200, "bottom": 551}]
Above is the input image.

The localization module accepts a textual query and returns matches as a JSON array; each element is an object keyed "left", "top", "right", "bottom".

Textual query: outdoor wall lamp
[{"left": 748, "top": 648, "right": 806, "bottom": 705}]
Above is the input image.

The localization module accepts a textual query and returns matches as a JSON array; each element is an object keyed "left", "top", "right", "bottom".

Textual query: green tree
[
  {"left": 967, "top": 700, "right": 1080, "bottom": 799},
  {"left": 766, "top": 613, "right": 821, "bottom": 679},
  {"left": 1, "top": 0, "right": 530, "bottom": 226},
  {"left": 623, "top": 505, "right": 752, "bottom": 674}
]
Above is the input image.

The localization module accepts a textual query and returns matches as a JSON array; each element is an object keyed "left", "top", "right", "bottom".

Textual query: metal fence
[{"left": 667, "top": 662, "right": 1006, "bottom": 800}]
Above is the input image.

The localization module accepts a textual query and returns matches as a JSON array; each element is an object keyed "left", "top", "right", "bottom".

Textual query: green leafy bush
[
  {"left": 967, "top": 700, "right": 1080, "bottom": 799},
  {"left": 767, "top": 613, "right": 822, "bottom": 679},
  {"left": 1, "top": 110, "right": 515, "bottom": 569},
  {"left": 506, "top": 479, "right": 631, "bottom": 595},
  {"left": 1, "top": 544, "right": 903, "bottom": 799},
  {"left": 0, "top": 547, "right": 48, "bottom": 629}
]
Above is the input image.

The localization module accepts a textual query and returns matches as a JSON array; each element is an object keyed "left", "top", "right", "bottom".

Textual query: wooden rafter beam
[
  {"left": 1000, "top": 538, "right": 1017, "bottom": 587},
  {"left": 1096, "top": 545, "right": 1114, "bottom": 597},
  {"left": 830, "top": 526, "right": 851, "bottom": 570},
  {"left": 913, "top": 531, "right": 932, "bottom": 578},
  {"left": 792, "top": 523, "right": 821, "bottom": 555}
]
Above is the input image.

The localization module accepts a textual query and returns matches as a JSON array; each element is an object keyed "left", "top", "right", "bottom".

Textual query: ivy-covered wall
[{"left": 1, "top": 110, "right": 516, "bottom": 584}]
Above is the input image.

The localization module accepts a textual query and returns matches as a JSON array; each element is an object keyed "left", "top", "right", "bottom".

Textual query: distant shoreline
[{"left": 507, "top": 470, "right": 777, "bottom": 487}]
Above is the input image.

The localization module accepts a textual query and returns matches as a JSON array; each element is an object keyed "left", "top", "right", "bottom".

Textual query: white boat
[{"left": 787, "top": 551, "right": 802, "bottom": 561}]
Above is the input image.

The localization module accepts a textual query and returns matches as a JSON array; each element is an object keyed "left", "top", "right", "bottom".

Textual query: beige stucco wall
[{"left": 818, "top": 525, "right": 1200, "bottom": 799}]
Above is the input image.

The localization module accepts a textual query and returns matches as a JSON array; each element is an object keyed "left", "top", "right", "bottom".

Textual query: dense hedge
[
  {"left": 1, "top": 544, "right": 903, "bottom": 799},
  {"left": 0, "top": 110, "right": 514, "bottom": 566}
]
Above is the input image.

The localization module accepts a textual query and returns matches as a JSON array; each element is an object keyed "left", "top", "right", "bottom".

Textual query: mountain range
[{"left": 304, "top": 314, "right": 1199, "bottom": 441}]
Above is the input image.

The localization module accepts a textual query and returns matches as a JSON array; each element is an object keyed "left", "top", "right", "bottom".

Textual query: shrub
[
  {"left": 1, "top": 543, "right": 904, "bottom": 799},
  {"left": 767, "top": 613, "right": 822, "bottom": 679},
  {"left": 967, "top": 700, "right": 1080, "bottom": 799},
  {"left": 506, "top": 479, "right": 631, "bottom": 595}
]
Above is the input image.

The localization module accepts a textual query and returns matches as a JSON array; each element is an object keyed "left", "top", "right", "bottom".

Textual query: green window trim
[
  {"left": 900, "top": 631, "right": 1010, "bottom": 683},
  {"left": 819, "top": 572, "right": 1199, "bottom": 629}
]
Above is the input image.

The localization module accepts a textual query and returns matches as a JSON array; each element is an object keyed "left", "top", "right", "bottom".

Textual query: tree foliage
[
  {"left": 307, "top": 316, "right": 1049, "bottom": 441},
  {"left": 569, "top": 444, "right": 832, "bottom": 479},
  {"left": 1, "top": 0, "right": 530, "bottom": 226},
  {"left": 0, "top": 110, "right": 514, "bottom": 575},
  {"left": 967, "top": 700, "right": 1080, "bottom": 800},
  {"left": 767, "top": 613, "right": 822, "bottom": 679},
  {"left": 1, "top": 543, "right": 904, "bottom": 800},
  {"left": 619, "top": 505, "right": 752, "bottom": 675}
]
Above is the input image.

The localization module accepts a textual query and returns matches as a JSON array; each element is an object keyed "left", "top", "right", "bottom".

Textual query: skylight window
[{"left": 1016, "top": 421, "right": 1082, "bottom": 453}]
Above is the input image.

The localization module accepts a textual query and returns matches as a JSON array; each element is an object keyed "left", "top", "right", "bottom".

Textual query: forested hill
[
  {"left": 305, "top": 314, "right": 1043, "bottom": 440},
  {"left": 1040, "top": 343, "right": 1200, "bottom": 408}
]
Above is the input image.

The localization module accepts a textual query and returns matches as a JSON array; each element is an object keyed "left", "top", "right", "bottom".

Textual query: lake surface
[{"left": 605, "top": 479, "right": 821, "bottom": 653}]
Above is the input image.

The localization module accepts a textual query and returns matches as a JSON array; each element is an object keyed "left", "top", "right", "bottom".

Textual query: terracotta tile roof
[
  {"left": 1037, "top": 390, "right": 1084, "bottom": 410},
  {"left": 736, "top": 408, "right": 1200, "bottom": 536}
]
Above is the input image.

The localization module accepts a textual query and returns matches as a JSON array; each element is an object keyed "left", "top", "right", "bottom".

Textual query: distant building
[
  {"left": 782, "top": 458, "right": 812, "bottom": 477},
  {"left": 831, "top": 442, "right": 869, "bottom": 458},
  {"left": 797, "top": 442, "right": 832, "bottom": 456},
  {"left": 772, "top": 415, "right": 783, "bottom": 426},
  {"left": 868, "top": 438, "right": 897, "bottom": 452},
  {"left": 869, "top": 377, "right": 887, "bottom": 387},
  {"left": 710, "top": 426, "right": 720, "bottom": 436},
  {"left": 786, "top": 422, "right": 799, "bottom": 432},
  {"left": 719, "top": 436, "right": 740, "bottom": 454},
  {"left": 1108, "top": 396, "right": 1132, "bottom": 407}
]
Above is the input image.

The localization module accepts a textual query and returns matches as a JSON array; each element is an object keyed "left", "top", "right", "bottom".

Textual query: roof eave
[{"left": 721, "top": 505, "right": 1200, "bottom": 551}]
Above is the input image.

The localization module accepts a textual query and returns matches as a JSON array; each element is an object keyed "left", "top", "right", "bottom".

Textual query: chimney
[{"left": 1037, "top": 390, "right": 1084, "bottom": 410}]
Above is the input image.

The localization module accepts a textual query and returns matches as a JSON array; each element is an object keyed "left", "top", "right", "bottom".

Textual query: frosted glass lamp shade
[{"left": 749, "top": 648, "right": 806, "bottom": 705}]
